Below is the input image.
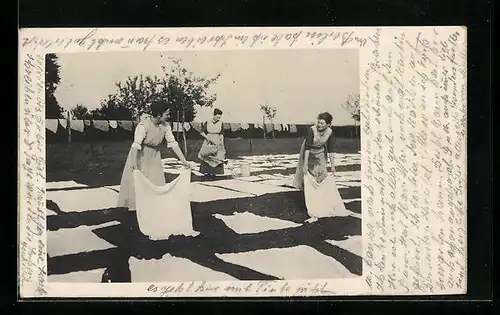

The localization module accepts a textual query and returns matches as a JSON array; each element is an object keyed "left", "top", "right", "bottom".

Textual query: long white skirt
[
  {"left": 304, "top": 172, "right": 351, "bottom": 219},
  {"left": 133, "top": 169, "right": 199, "bottom": 240}
]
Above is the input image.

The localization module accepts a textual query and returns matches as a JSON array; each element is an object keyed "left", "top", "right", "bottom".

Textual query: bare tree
[
  {"left": 260, "top": 104, "right": 278, "bottom": 139},
  {"left": 341, "top": 93, "right": 360, "bottom": 149}
]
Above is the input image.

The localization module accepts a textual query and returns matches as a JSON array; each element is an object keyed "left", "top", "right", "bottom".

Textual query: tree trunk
[
  {"left": 262, "top": 115, "right": 266, "bottom": 140},
  {"left": 67, "top": 111, "right": 72, "bottom": 144},
  {"left": 182, "top": 109, "right": 188, "bottom": 156},
  {"left": 176, "top": 110, "right": 180, "bottom": 142},
  {"left": 271, "top": 119, "right": 276, "bottom": 139}
]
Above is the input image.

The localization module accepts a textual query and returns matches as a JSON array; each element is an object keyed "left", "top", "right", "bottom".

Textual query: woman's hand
[{"left": 182, "top": 160, "right": 193, "bottom": 169}]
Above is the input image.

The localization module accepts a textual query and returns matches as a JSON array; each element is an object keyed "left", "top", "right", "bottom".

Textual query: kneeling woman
[
  {"left": 117, "top": 101, "right": 191, "bottom": 211},
  {"left": 293, "top": 111, "right": 351, "bottom": 223}
]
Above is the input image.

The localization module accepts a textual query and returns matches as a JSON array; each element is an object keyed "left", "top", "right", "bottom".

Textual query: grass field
[
  {"left": 46, "top": 137, "right": 360, "bottom": 186},
  {"left": 46, "top": 137, "right": 362, "bottom": 282}
]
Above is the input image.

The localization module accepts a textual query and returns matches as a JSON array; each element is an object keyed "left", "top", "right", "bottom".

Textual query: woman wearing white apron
[
  {"left": 117, "top": 102, "right": 192, "bottom": 210},
  {"left": 293, "top": 112, "right": 351, "bottom": 223},
  {"left": 197, "top": 108, "right": 227, "bottom": 177},
  {"left": 117, "top": 101, "right": 201, "bottom": 241}
]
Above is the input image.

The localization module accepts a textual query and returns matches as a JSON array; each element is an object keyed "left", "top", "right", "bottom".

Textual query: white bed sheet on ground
[
  {"left": 216, "top": 245, "right": 354, "bottom": 280},
  {"left": 201, "top": 179, "right": 296, "bottom": 196},
  {"left": 335, "top": 170, "right": 361, "bottom": 180},
  {"left": 258, "top": 178, "right": 295, "bottom": 187},
  {"left": 46, "top": 180, "right": 88, "bottom": 190},
  {"left": 214, "top": 211, "right": 302, "bottom": 234},
  {"left": 47, "top": 221, "right": 120, "bottom": 257},
  {"left": 129, "top": 253, "right": 237, "bottom": 282},
  {"left": 105, "top": 185, "right": 121, "bottom": 192},
  {"left": 47, "top": 188, "right": 119, "bottom": 212},
  {"left": 106, "top": 182, "right": 256, "bottom": 202},
  {"left": 325, "top": 235, "right": 362, "bottom": 257},
  {"left": 190, "top": 183, "right": 253, "bottom": 202},
  {"left": 236, "top": 175, "right": 264, "bottom": 182},
  {"left": 48, "top": 268, "right": 106, "bottom": 283}
]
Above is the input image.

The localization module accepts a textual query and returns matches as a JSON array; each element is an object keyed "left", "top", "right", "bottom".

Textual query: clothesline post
[
  {"left": 181, "top": 110, "right": 188, "bottom": 157},
  {"left": 67, "top": 110, "right": 72, "bottom": 144},
  {"left": 262, "top": 114, "right": 266, "bottom": 140}
]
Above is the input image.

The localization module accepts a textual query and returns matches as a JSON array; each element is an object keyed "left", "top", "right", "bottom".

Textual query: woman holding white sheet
[
  {"left": 292, "top": 111, "right": 351, "bottom": 223},
  {"left": 117, "top": 101, "right": 192, "bottom": 211}
]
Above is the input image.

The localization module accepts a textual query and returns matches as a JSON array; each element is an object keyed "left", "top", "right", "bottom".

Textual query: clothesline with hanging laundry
[
  {"left": 45, "top": 119, "right": 360, "bottom": 142},
  {"left": 45, "top": 119, "right": 305, "bottom": 134}
]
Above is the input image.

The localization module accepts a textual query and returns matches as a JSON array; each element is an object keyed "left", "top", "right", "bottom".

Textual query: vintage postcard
[{"left": 18, "top": 27, "right": 467, "bottom": 298}]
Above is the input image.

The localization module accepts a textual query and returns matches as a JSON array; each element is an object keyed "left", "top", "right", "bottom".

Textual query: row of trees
[
  {"left": 46, "top": 55, "right": 221, "bottom": 124},
  {"left": 46, "top": 54, "right": 360, "bottom": 133}
]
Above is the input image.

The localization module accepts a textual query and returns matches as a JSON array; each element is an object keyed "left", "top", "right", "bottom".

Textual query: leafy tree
[
  {"left": 342, "top": 93, "right": 360, "bottom": 123},
  {"left": 341, "top": 93, "right": 360, "bottom": 146},
  {"left": 91, "top": 94, "right": 133, "bottom": 120},
  {"left": 100, "top": 57, "right": 221, "bottom": 154},
  {"left": 260, "top": 104, "right": 278, "bottom": 139},
  {"left": 106, "top": 57, "right": 221, "bottom": 122},
  {"left": 45, "top": 54, "right": 64, "bottom": 118},
  {"left": 70, "top": 104, "right": 92, "bottom": 120},
  {"left": 113, "top": 75, "right": 159, "bottom": 119},
  {"left": 159, "top": 58, "right": 220, "bottom": 123}
]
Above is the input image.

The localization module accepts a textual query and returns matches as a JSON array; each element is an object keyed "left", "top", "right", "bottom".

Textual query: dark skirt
[{"left": 199, "top": 160, "right": 224, "bottom": 175}]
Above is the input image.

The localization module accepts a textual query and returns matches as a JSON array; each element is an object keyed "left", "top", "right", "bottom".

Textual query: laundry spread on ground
[
  {"left": 129, "top": 253, "right": 237, "bottom": 282},
  {"left": 46, "top": 152, "right": 361, "bottom": 283},
  {"left": 47, "top": 188, "right": 119, "bottom": 212},
  {"left": 215, "top": 245, "right": 354, "bottom": 280},
  {"left": 214, "top": 211, "right": 302, "bottom": 234},
  {"left": 325, "top": 235, "right": 362, "bottom": 257}
]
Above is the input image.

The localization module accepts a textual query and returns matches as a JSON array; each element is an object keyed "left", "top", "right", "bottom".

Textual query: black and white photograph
[
  {"left": 19, "top": 25, "right": 470, "bottom": 299},
  {"left": 44, "top": 50, "right": 362, "bottom": 283}
]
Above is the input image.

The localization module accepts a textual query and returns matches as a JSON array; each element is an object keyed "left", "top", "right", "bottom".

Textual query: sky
[{"left": 54, "top": 49, "right": 359, "bottom": 125}]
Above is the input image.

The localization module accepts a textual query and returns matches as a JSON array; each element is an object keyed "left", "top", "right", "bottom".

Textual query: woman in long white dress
[
  {"left": 117, "top": 101, "right": 200, "bottom": 241},
  {"left": 293, "top": 112, "right": 351, "bottom": 223},
  {"left": 117, "top": 102, "right": 192, "bottom": 211}
]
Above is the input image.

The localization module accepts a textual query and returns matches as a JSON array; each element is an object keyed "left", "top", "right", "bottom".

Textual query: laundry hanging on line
[
  {"left": 93, "top": 120, "right": 109, "bottom": 132},
  {"left": 172, "top": 122, "right": 187, "bottom": 132},
  {"left": 70, "top": 120, "right": 85, "bottom": 132},
  {"left": 273, "top": 123, "right": 282, "bottom": 132},
  {"left": 109, "top": 120, "right": 118, "bottom": 129},
  {"left": 289, "top": 124, "right": 298, "bottom": 133},
  {"left": 230, "top": 123, "right": 240, "bottom": 132},
  {"left": 46, "top": 119, "right": 59, "bottom": 133},
  {"left": 240, "top": 123, "right": 250, "bottom": 130},
  {"left": 58, "top": 119, "right": 68, "bottom": 129},
  {"left": 118, "top": 120, "right": 133, "bottom": 131}
]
